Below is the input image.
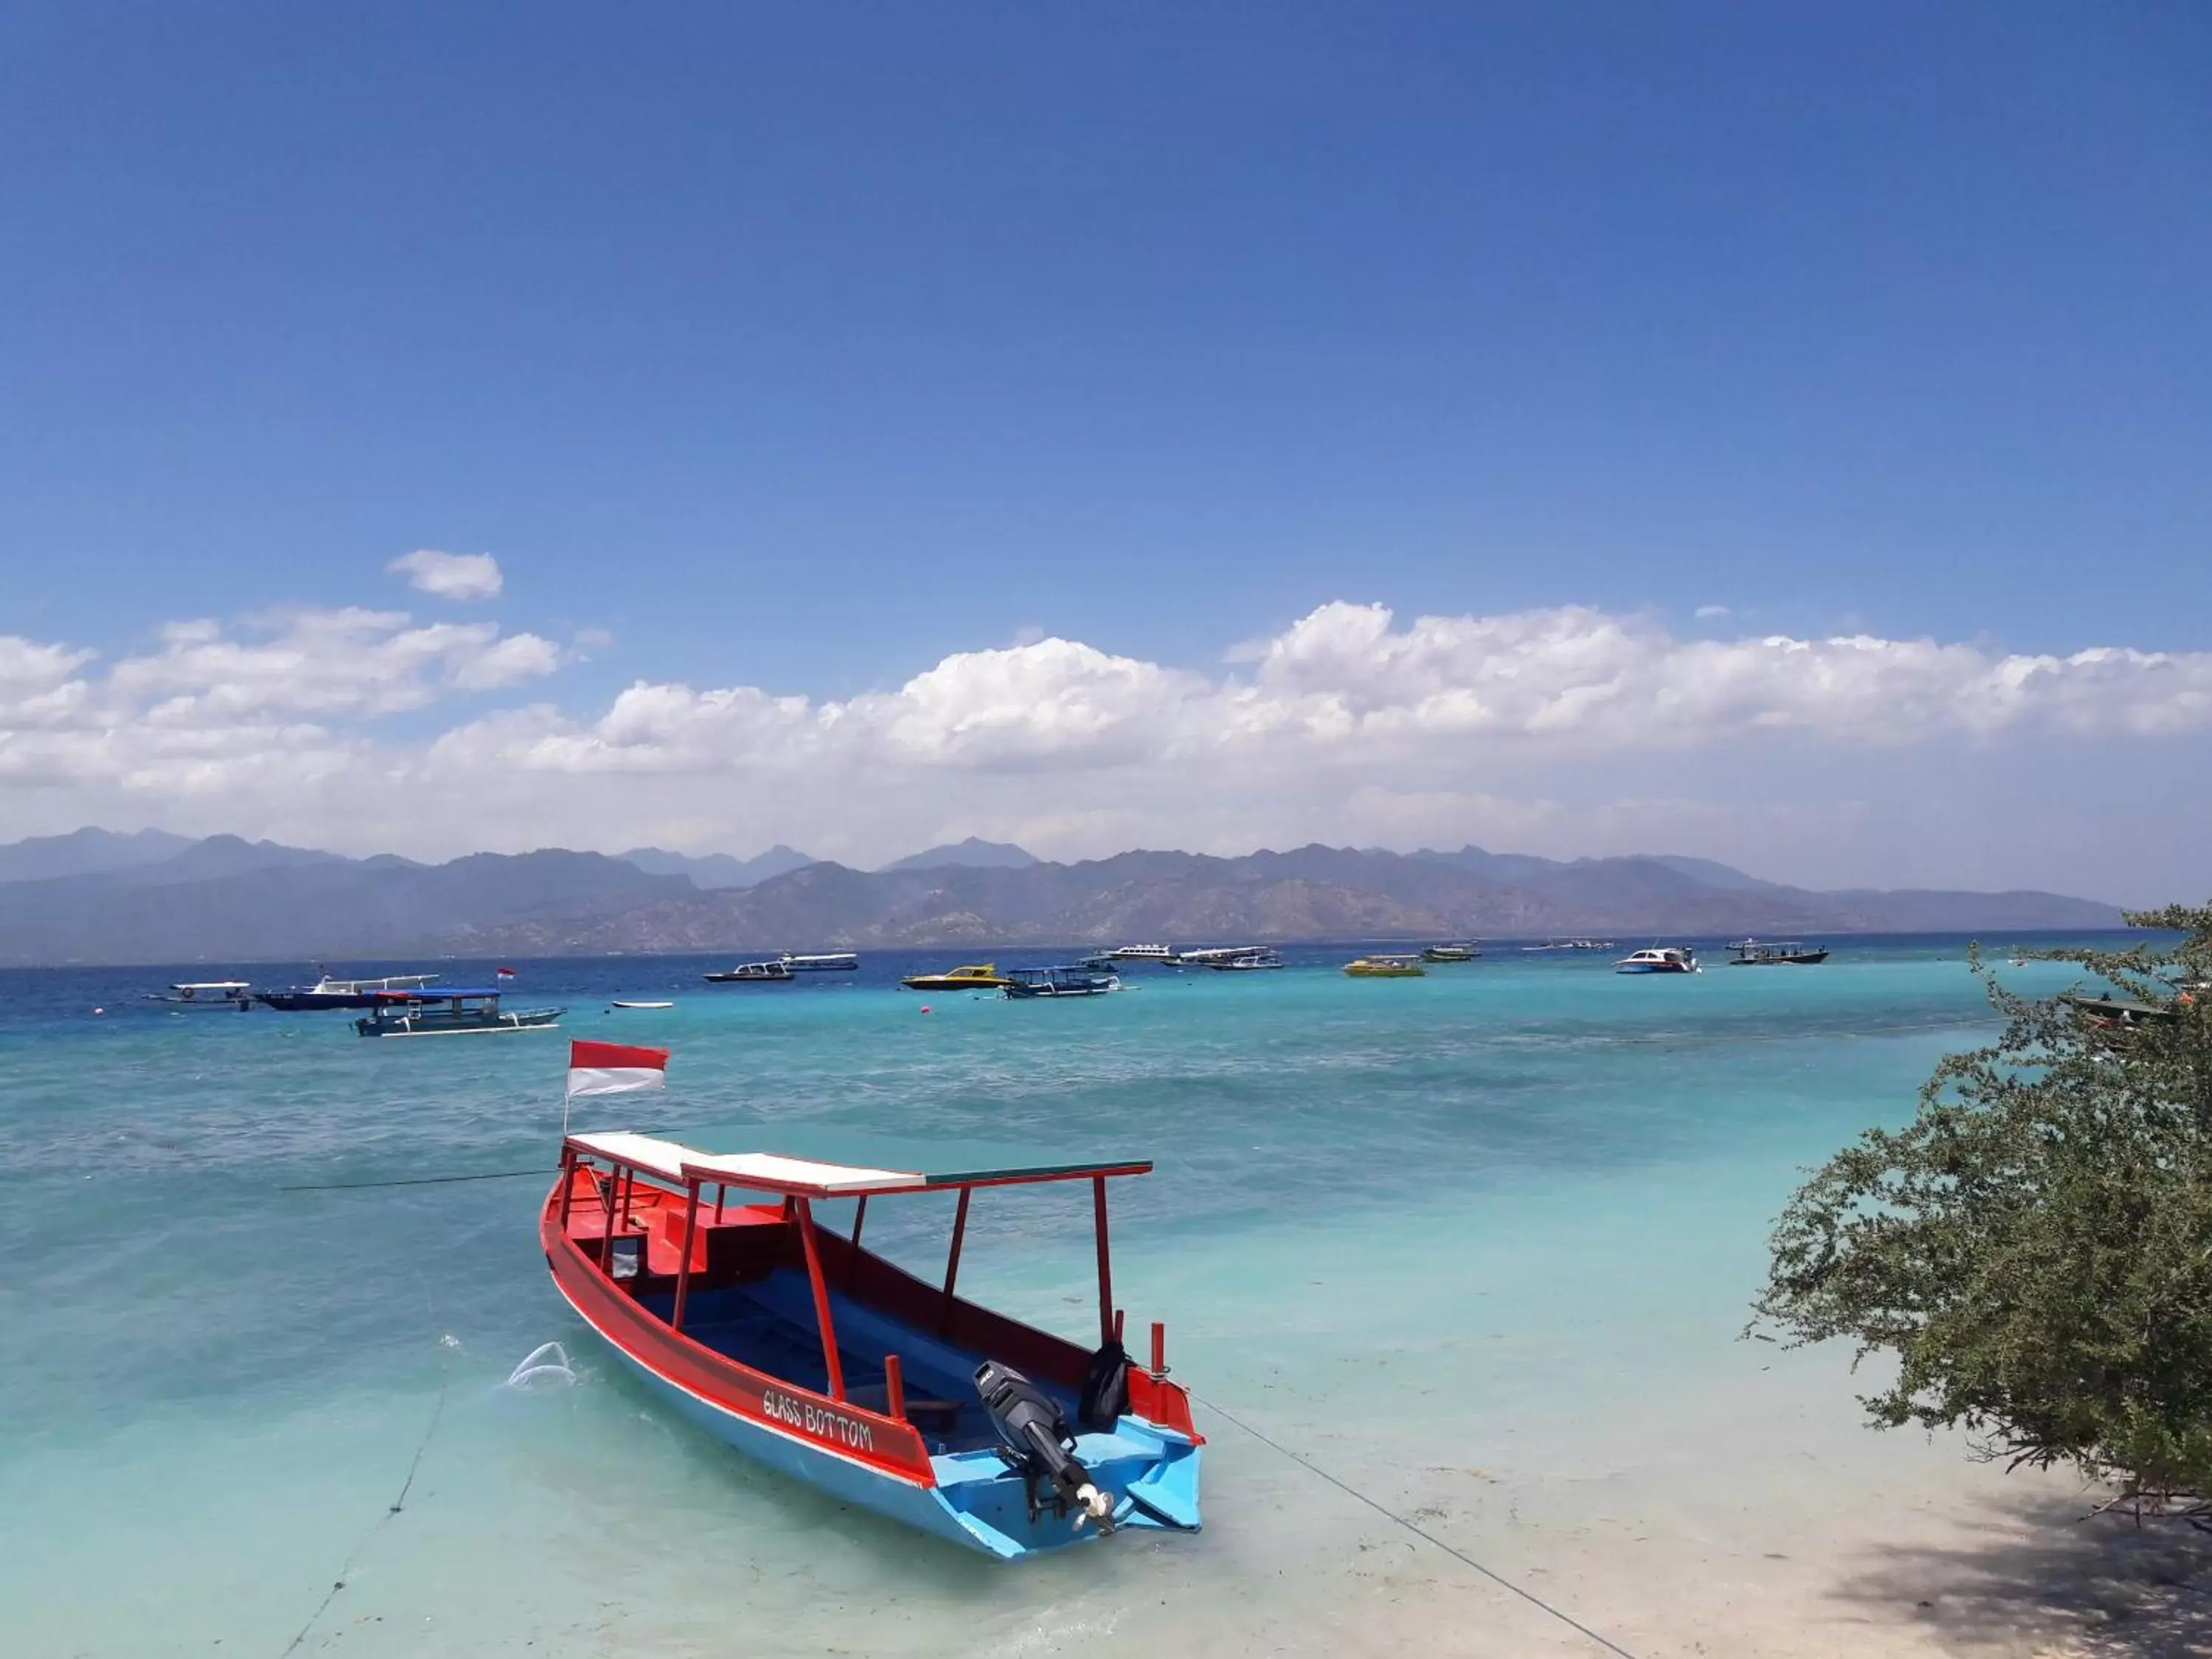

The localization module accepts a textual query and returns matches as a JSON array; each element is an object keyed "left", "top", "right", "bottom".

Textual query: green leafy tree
[{"left": 1750, "top": 905, "right": 2212, "bottom": 1517}]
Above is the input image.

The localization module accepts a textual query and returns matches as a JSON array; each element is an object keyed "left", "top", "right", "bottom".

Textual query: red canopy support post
[
  {"left": 939, "top": 1186, "right": 972, "bottom": 1335},
  {"left": 714, "top": 1182, "right": 726, "bottom": 1223},
  {"left": 672, "top": 1178, "right": 700, "bottom": 1332},
  {"left": 1151, "top": 1320, "right": 1166, "bottom": 1377},
  {"left": 794, "top": 1197, "right": 846, "bottom": 1402},
  {"left": 557, "top": 1146, "right": 577, "bottom": 1231},
  {"left": 884, "top": 1352, "right": 907, "bottom": 1423},
  {"left": 1092, "top": 1175, "right": 1116, "bottom": 1348}
]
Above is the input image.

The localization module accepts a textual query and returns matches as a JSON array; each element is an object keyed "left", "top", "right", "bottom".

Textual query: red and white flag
[
  {"left": 566, "top": 1039, "right": 669, "bottom": 1099},
  {"left": 495, "top": 966, "right": 517, "bottom": 979}
]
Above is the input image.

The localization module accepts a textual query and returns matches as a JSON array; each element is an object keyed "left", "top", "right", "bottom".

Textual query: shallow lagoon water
[{"left": 0, "top": 939, "right": 2130, "bottom": 1656}]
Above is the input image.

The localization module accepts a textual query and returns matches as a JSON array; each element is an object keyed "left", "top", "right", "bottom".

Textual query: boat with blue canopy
[
  {"left": 352, "top": 987, "right": 566, "bottom": 1036},
  {"left": 1002, "top": 965, "right": 1121, "bottom": 998},
  {"left": 543, "top": 1130, "right": 1203, "bottom": 1559}
]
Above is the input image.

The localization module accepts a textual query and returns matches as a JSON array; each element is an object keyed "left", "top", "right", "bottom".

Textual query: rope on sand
[{"left": 1193, "top": 1392, "right": 1643, "bottom": 1659}]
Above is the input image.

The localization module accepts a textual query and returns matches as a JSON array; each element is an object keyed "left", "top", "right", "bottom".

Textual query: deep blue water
[{"left": 0, "top": 935, "right": 2143, "bottom": 1656}]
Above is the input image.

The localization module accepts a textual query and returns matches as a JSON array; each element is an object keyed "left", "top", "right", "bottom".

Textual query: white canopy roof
[
  {"left": 566, "top": 1131, "right": 925, "bottom": 1195},
  {"left": 563, "top": 1130, "right": 1150, "bottom": 1196}
]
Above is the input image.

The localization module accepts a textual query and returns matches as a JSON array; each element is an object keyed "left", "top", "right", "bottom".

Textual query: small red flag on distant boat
[
  {"left": 496, "top": 966, "right": 517, "bottom": 978},
  {"left": 566, "top": 1039, "right": 669, "bottom": 1099}
]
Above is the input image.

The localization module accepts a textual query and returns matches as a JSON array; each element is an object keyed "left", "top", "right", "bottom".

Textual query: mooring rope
[
  {"left": 279, "top": 1167, "right": 552, "bottom": 1192},
  {"left": 278, "top": 1304, "right": 455, "bottom": 1655},
  {"left": 1192, "top": 1391, "right": 1643, "bottom": 1659}
]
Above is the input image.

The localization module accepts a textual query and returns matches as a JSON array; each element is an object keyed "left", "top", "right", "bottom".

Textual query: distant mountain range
[
  {"left": 613, "top": 836, "right": 1037, "bottom": 889},
  {"left": 0, "top": 828, "right": 2126, "bottom": 967}
]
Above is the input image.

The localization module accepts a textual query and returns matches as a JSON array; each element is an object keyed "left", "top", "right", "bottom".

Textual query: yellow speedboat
[
  {"left": 1343, "top": 954, "right": 1427, "bottom": 978},
  {"left": 900, "top": 961, "right": 1015, "bottom": 992}
]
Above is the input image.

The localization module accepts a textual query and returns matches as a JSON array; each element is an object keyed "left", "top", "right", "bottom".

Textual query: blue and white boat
[
  {"left": 543, "top": 1133, "right": 1203, "bottom": 1559},
  {"left": 1002, "top": 966, "right": 1121, "bottom": 998}
]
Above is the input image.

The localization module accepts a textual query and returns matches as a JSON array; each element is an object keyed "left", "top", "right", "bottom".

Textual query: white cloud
[
  {"left": 1694, "top": 604, "right": 1730, "bottom": 619},
  {"left": 388, "top": 548, "right": 504, "bottom": 599},
  {"left": 1, "top": 600, "right": 2206, "bottom": 891}
]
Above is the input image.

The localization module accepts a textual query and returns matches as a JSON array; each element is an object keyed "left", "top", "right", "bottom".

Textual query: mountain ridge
[{"left": 0, "top": 830, "right": 2126, "bottom": 965}]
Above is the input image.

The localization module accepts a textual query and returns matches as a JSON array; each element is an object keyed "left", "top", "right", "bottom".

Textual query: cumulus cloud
[
  {"left": 388, "top": 548, "right": 504, "bottom": 599},
  {"left": 1, "top": 600, "right": 2207, "bottom": 886}
]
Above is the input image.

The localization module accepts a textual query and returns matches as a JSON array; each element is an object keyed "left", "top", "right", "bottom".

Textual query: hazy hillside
[{"left": 0, "top": 831, "right": 2125, "bottom": 965}]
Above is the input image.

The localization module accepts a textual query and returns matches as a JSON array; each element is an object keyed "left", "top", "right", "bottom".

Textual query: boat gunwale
[{"left": 541, "top": 1188, "right": 942, "bottom": 1485}]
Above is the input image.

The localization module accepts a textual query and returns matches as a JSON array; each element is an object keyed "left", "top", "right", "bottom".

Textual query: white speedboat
[{"left": 1614, "top": 947, "right": 1697, "bottom": 975}]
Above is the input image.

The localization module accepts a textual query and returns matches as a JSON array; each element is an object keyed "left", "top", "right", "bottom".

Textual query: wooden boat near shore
[{"left": 543, "top": 1132, "right": 1203, "bottom": 1559}]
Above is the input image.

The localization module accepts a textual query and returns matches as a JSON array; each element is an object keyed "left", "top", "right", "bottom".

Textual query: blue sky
[{"left": 1, "top": 4, "right": 2207, "bottom": 894}]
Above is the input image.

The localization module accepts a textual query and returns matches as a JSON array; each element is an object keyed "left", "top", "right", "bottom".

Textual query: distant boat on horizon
[
  {"left": 146, "top": 979, "right": 253, "bottom": 1010},
  {"left": 1726, "top": 939, "right": 1829, "bottom": 966}
]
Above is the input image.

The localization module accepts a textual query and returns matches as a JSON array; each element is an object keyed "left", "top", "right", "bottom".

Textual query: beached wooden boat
[{"left": 543, "top": 1133, "right": 1203, "bottom": 1559}]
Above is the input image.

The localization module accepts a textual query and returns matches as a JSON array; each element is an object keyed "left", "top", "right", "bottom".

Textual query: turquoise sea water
[{"left": 0, "top": 938, "right": 2137, "bottom": 1656}]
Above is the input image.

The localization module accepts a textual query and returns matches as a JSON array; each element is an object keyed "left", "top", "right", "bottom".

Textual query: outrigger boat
[
  {"left": 1002, "top": 966, "right": 1121, "bottom": 998},
  {"left": 782, "top": 952, "right": 859, "bottom": 973},
  {"left": 1727, "top": 939, "right": 1829, "bottom": 966},
  {"left": 353, "top": 987, "right": 565, "bottom": 1036},
  {"left": 900, "top": 963, "right": 1015, "bottom": 992},
  {"left": 147, "top": 979, "right": 253, "bottom": 1009},
  {"left": 1420, "top": 943, "right": 1479, "bottom": 963},
  {"left": 544, "top": 1133, "right": 1203, "bottom": 1558}
]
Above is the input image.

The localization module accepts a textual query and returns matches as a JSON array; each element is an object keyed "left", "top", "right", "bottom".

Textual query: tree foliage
[{"left": 1750, "top": 905, "right": 2212, "bottom": 1514}]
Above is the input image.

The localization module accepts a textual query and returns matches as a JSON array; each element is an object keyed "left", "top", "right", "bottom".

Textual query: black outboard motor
[{"left": 974, "top": 1360, "right": 1114, "bottom": 1530}]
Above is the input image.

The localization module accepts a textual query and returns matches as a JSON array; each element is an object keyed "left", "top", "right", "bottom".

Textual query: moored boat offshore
[
  {"left": 1343, "top": 954, "right": 1425, "bottom": 978},
  {"left": 1726, "top": 939, "right": 1829, "bottom": 966},
  {"left": 782, "top": 952, "right": 859, "bottom": 972},
  {"left": 543, "top": 1131, "right": 1203, "bottom": 1558},
  {"left": 1614, "top": 947, "right": 1698, "bottom": 975},
  {"left": 704, "top": 959, "right": 795, "bottom": 984},
  {"left": 353, "top": 987, "right": 566, "bottom": 1035},
  {"left": 147, "top": 980, "right": 254, "bottom": 1009},
  {"left": 1002, "top": 966, "right": 1121, "bottom": 998},
  {"left": 900, "top": 962, "right": 1015, "bottom": 992},
  {"left": 257, "top": 970, "right": 442, "bottom": 1010},
  {"left": 1420, "top": 943, "right": 1479, "bottom": 962}
]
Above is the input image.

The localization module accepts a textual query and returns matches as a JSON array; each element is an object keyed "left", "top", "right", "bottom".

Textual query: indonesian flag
[
  {"left": 496, "top": 966, "right": 517, "bottom": 978},
  {"left": 566, "top": 1039, "right": 669, "bottom": 1099}
]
